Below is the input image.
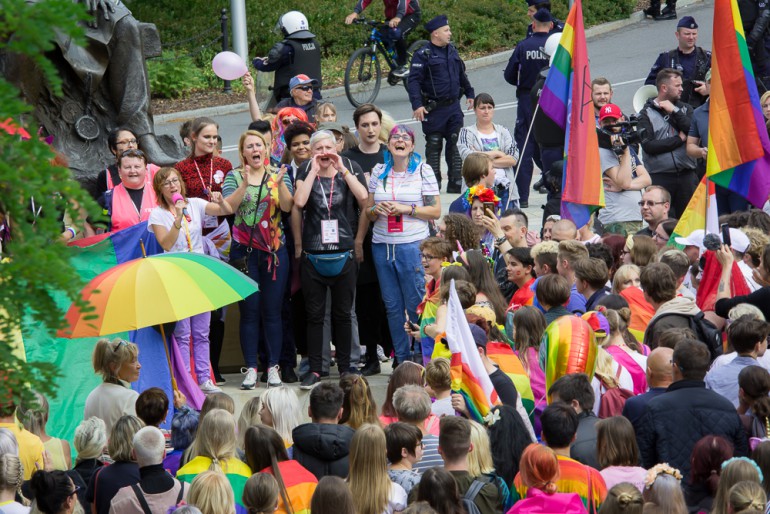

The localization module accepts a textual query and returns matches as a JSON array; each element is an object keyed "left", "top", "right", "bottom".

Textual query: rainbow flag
[
  {"left": 538, "top": 0, "right": 604, "bottom": 227},
  {"left": 706, "top": 0, "right": 770, "bottom": 206},
  {"left": 261, "top": 460, "right": 318, "bottom": 514},
  {"left": 670, "top": 176, "right": 718, "bottom": 249},
  {"left": 445, "top": 280, "right": 500, "bottom": 422},
  {"left": 177, "top": 456, "right": 252, "bottom": 514},
  {"left": 486, "top": 342, "right": 535, "bottom": 423}
]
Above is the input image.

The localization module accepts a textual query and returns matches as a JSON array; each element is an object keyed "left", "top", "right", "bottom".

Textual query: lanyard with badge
[
  {"left": 317, "top": 174, "right": 339, "bottom": 244},
  {"left": 194, "top": 158, "right": 220, "bottom": 229},
  {"left": 387, "top": 170, "right": 405, "bottom": 233}
]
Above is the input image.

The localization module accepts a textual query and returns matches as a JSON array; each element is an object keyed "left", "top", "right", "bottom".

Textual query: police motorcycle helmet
[{"left": 276, "top": 11, "right": 315, "bottom": 39}]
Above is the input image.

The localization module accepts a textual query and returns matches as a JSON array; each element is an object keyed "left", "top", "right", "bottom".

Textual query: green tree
[{"left": 0, "top": 0, "right": 98, "bottom": 405}]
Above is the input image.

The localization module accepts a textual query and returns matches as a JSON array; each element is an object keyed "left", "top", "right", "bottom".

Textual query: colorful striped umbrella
[{"left": 60, "top": 252, "right": 258, "bottom": 338}]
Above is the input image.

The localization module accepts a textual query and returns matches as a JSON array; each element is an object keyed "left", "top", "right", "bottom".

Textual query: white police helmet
[
  {"left": 278, "top": 11, "right": 315, "bottom": 39},
  {"left": 544, "top": 33, "right": 562, "bottom": 66}
]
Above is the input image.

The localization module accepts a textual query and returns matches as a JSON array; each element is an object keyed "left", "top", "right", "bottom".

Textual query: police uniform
[
  {"left": 407, "top": 15, "right": 475, "bottom": 193},
  {"left": 644, "top": 17, "right": 711, "bottom": 108},
  {"left": 524, "top": 0, "right": 563, "bottom": 37},
  {"left": 739, "top": 0, "right": 770, "bottom": 91},
  {"left": 254, "top": 26, "right": 322, "bottom": 106},
  {"left": 504, "top": 9, "right": 551, "bottom": 206}
]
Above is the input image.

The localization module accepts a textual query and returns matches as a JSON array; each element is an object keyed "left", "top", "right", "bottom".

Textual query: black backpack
[
  {"left": 648, "top": 311, "right": 723, "bottom": 360},
  {"left": 462, "top": 477, "right": 491, "bottom": 514}
]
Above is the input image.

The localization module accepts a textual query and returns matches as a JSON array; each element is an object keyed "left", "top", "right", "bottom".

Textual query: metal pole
[
  {"left": 230, "top": 0, "right": 249, "bottom": 64},
  {"left": 221, "top": 9, "right": 232, "bottom": 94}
]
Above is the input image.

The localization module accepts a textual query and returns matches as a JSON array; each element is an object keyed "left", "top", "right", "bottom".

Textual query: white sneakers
[
  {"left": 199, "top": 379, "right": 222, "bottom": 394},
  {"left": 267, "top": 365, "right": 282, "bottom": 388},
  {"left": 241, "top": 367, "right": 258, "bottom": 390}
]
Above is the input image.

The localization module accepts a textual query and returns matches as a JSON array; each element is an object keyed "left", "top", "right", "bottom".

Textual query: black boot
[
  {"left": 655, "top": 3, "right": 676, "bottom": 20},
  {"left": 425, "top": 133, "right": 444, "bottom": 190},
  {"left": 361, "top": 355, "right": 381, "bottom": 376}
]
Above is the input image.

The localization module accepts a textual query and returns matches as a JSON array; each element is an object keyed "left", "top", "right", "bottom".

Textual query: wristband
[
  {"left": 66, "top": 227, "right": 77, "bottom": 239},
  {"left": 410, "top": 203, "right": 416, "bottom": 216},
  {"left": 174, "top": 221, "right": 182, "bottom": 229},
  {"left": 495, "top": 235, "right": 508, "bottom": 246}
]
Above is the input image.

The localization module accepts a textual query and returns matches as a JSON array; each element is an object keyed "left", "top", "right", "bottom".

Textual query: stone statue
[{"left": 1, "top": 0, "right": 184, "bottom": 194}]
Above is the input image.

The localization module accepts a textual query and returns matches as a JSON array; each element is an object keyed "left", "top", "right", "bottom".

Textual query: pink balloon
[{"left": 212, "top": 51, "right": 247, "bottom": 81}]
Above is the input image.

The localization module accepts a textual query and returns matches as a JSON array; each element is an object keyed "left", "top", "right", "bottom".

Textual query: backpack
[
  {"left": 462, "top": 477, "right": 490, "bottom": 514},
  {"left": 598, "top": 366, "right": 634, "bottom": 419},
  {"left": 648, "top": 311, "right": 723, "bottom": 361}
]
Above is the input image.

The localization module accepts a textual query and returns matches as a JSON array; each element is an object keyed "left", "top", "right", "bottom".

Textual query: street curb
[{"left": 155, "top": 0, "right": 704, "bottom": 123}]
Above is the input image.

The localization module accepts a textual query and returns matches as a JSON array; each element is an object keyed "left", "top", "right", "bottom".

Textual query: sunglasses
[{"left": 295, "top": 85, "right": 313, "bottom": 92}]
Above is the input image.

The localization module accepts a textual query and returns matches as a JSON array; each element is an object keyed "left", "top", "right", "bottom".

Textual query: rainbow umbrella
[{"left": 60, "top": 252, "right": 258, "bottom": 338}]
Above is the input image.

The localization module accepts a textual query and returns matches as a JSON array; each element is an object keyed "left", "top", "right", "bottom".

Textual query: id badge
[
  {"left": 388, "top": 214, "right": 404, "bottom": 233},
  {"left": 321, "top": 219, "right": 340, "bottom": 244},
  {"left": 203, "top": 214, "right": 218, "bottom": 229}
]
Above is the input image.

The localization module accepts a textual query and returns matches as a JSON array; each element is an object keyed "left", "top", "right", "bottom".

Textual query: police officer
[
  {"left": 644, "top": 16, "right": 711, "bottom": 108},
  {"left": 505, "top": 8, "right": 551, "bottom": 208},
  {"left": 407, "top": 15, "right": 475, "bottom": 193},
  {"left": 253, "top": 11, "right": 323, "bottom": 109},
  {"left": 738, "top": 0, "right": 770, "bottom": 92},
  {"left": 524, "top": 0, "right": 564, "bottom": 37}
]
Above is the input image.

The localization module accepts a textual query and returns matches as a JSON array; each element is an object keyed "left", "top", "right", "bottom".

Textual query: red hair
[
  {"left": 271, "top": 107, "right": 310, "bottom": 134},
  {"left": 519, "top": 444, "right": 560, "bottom": 494}
]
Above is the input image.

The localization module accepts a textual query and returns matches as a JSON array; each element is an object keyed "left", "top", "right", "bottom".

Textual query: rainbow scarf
[
  {"left": 486, "top": 342, "right": 535, "bottom": 423},
  {"left": 446, "top": 280, "right": 500, "bottom": 421},
  {"left": 538, "top": 0, "right": 604, "bottom": 227},
  {"left": 261, "top": 460, "right": 318, "bottom": 514},
  {"left": 705, "top": 0, "right": 770, "bottom": 206},
  {"left": 177, "top": 456, "right": 252, "bottom": 514}
]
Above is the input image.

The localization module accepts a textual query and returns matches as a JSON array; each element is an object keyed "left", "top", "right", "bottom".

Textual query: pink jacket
[{"left": 507, "top": 488, "right": 588, "bottom": 514}]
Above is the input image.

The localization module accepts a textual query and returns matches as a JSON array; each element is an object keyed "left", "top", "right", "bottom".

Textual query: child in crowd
[{"left": 424, "top": 358, "right": 453, "bottom": 417}]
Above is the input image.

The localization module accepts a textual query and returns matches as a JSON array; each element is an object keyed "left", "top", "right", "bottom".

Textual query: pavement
[{"left": 157, "top": 0, "right": 714, "bottom": 417}]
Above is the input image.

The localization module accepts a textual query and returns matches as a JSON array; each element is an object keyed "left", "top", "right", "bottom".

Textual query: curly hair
[{"left": 442, "top": 214, "right": 480, "bottom": 253}]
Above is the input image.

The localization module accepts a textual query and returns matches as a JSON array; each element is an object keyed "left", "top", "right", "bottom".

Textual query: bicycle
[{"left": 344, "top": 17, "right": 428, "bottom": 108}]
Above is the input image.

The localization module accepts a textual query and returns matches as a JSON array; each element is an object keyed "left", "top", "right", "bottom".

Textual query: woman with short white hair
[
  {"left": 71, "top": 417, "right": 107, "bottom": 494},
  {"left": 294, "top": 130, "right": 369, "bottom": 389}
]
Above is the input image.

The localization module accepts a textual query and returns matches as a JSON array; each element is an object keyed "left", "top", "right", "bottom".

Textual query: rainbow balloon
[{"left": 540, "top": 316, "right": 598, "bottom": 398}]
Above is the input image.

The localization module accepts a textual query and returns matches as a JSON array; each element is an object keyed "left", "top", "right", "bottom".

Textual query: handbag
[
  {"left": 230, "top": 171, "right": 267, "bottom": 274},
  {"left": 305, "top": 251, "right": 352, "bottom": 277}
]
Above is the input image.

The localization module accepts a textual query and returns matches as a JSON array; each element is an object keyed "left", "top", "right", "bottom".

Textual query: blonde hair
[
  {"left": 348, "top": 424, "right": 392, "bottom": 514},
  {"left": 643, "top": 473, "right": 687, "bottom": 514},
  {"left": 237, "top": 397, "right": 262, "bottom": 449},
  {"left": 425, "top": 358, "right": 452, "bottom": 392},
  {"left": 603, "top": 483, "right": 643, "bottom": 514},
  {"left": 0, "top": 454, "right": 28, "bottom": 506},
  {"left": 74, "top": 417, "right": 107, "bottom": 462},
  {"left": 243, "top": 472, "right": 280, "bottom": 514},
  {"left": 92, "top": 338, "right": 139, "bottom": 383},
  {"left": 467, "top": 421, "right": 495, "bottom": 476},
  {"left": 612, "top": 264, "right": 641, "bottom": 294},
  {"left": 339, "top": 375, "right": 379, "bottom": 430},
  {"left": 109, "top": 415, "right": 144, "bottom": 462},
  {"left": 728, "top": 303, "right": 766, "bottom": 321},
  {"left": 194, "top": 408, "right": 237, "bottom": 472},
  {"left": 315, "top": 102, "right": 337, "bottom": 122},
  {"left": 594, "top": 347, "right": 619, "bottom": 388},
  {"left": 188, "top": 470, "right": 236, "bottom": 514},
  {"left": 730, "top": 481, "right": 767, "bottom": 514},
  {"left": 379, "top": 111, "right": 396, "bottom": 143},
  {"left": 18, "top": 392, "right": 48, "bottom": 437},
  {"left": 238, "top": 130, "right": 270, "bottom": 169},
  {"left": 259, "top": 388, "right": 303, "bottom": 445},
  {"left": 713, "top": 459, "right": 763, "bottom": 514}
]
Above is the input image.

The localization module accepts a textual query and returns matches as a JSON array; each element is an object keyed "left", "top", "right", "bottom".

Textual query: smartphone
[
  {"left": 408, "top": 321, "right": 420, "bottom": 331},
  {"left": 721, "top": 223, "right": 731, "bottom": 247},
  {"left": 483, "top": 202, "right": 495, "bottom": 218}
]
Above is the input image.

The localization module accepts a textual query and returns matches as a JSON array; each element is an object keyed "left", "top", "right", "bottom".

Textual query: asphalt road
[{"left": 154, "top": 0, "right": 714, "bottom": 231}]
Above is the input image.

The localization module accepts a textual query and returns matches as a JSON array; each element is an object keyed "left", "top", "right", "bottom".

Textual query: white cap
[
  {"left": 674, "top": 229, "right": 705, "bottom": 250},
  {"left": 729, "top": 228, "right": 750, "bottom": 253}
]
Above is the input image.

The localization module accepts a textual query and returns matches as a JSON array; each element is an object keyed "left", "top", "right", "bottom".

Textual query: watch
[{"left": 495, "top": 235, "right": 508, "bottom": 246}]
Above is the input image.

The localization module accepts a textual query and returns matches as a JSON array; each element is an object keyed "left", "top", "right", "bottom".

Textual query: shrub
[{"left": 147, "top": 52, "right": 205, "bottom": 98}]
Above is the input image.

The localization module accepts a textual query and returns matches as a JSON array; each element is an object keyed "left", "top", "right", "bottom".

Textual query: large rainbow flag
[
  {"left": 706, "top": 0, "right": 770, "bottom": 206},
  {"left": 177, "top": 456, "right": 252, "bottom": 514},
  {"left": 445, "top": 280, "right": 500, "bottom": 422},
  {"left": 485, "top": 342, "right": 535, "bottom": 423},
  {"left": 538, "top": 0, "right": 604, "bottom": 227},
  {"left": 670, "top": 176, "right": 718, "bottom": 249}
]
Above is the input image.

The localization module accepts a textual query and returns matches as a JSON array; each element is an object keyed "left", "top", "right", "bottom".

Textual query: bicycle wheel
[
  {"left": 345, "top": 47, "right": 382, "bottom": 107},
  {"left": 402, "top": 39, "right": 429, "bottom": 91}
]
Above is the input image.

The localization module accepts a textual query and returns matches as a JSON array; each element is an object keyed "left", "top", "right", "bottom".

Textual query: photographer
[
  {"left": 638, "top": 68, "right": 698, "bottom": 218},
  {"left": 597, "top": 104, "right": 651, "bottom": 236}
]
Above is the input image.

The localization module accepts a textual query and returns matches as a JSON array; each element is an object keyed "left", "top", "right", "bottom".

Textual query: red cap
[{"left": 598, "top": 103, "right": 623, "bottom": 122}]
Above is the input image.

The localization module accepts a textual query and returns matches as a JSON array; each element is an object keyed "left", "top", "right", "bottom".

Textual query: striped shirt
[
  {"left": 369, "top": 163, "right": 439, "bottom": 244},
  {"left": 413, "top": 434, "right": 444, "bottom": 474}
]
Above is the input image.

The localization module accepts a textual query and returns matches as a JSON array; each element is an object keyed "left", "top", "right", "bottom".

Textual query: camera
[{"left": 597, "top": 114, "right": 647, "bottom": 155}]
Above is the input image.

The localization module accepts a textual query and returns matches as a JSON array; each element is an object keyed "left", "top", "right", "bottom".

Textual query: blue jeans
[
  {"left": 372, "top": 242, "right": 426, "bottom": 364},
  {"left": 231, "top": 243, "right": 289, "bottom": 368}
]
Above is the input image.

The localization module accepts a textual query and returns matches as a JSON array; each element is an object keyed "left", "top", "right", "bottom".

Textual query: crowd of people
[{"left": 11, "top": 1, "right": 770, "bottom": 513}]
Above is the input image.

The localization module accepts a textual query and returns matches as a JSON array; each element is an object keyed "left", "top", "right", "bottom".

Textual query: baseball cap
[
  {"left": 425, "top": 15, "right": 449, "bottom": 32},
  {"left": 533, "top": 8, "right": 553, "bottom": 23},
  {"left": 469, "top": 324, "right": 488, "bottom": 349},
  {"left": 677, "top": 16, "right": 698, "bottom": 29},
  {"left": 582, "top": 311, "right": 609, "bottom": 339},
  {"left": 289, "top": 74, "right": 318, "bottom": 90},
  {"left": 674, "top": 229, "right": 705, "bottom": 250},
  {"left": 599, "top": 103, "right": 623, "bottom": 122},
  {"left": 729, "top": 228, "right": 750, "bottom": 253},
  {"left": 317, "top": 122, "right": 345, "bottom": 134}
]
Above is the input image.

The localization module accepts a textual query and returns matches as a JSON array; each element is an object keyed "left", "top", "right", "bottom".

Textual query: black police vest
[{"left": 274, "top": 38, "right": 323, "bottom": 93}]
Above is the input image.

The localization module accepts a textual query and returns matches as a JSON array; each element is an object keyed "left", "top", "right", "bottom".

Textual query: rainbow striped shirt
[{"left": 177, "top": 456, "right": 252, "bottom": 514}]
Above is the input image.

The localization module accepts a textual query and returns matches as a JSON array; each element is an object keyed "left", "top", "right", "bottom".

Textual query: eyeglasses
[
  {"left": 420, "top": 253, "right": 437, "bottom": 261},
  {"left": 638, "top": 201, "right": 667, "bottom": 207},
  {"left": 295, "top": 85, "right": 313, "bottom": 92},
  {"left": 162, "top": 178, "right": 181, "bottom": 188},
  {"left": 390, "top": 134, "right": 412, "bottom": 142},
  {"left": 652, "top": 232, "right": 670, "bottom": 242},
  {"left": 116, "top": 138, "right": 137, "bottom": 146},
  {"left": 69, "top": 485, "right": 82, "bottom": 497},
  {"left": 418, "top": 442, "right": 425, "bottom": 449},
  {"left": 120, "top": 149, "right": 145, "bottom": 158}
]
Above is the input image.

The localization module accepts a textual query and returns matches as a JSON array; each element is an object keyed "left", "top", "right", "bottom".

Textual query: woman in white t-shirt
[
  {"left": 148, "top": 167, "right": 244, "bottom": 394},
  {"left": 364, "top": 125, "right": 441, "bottom": 367}
]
